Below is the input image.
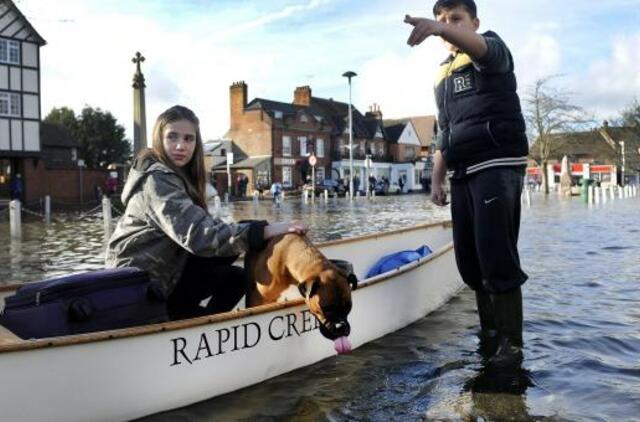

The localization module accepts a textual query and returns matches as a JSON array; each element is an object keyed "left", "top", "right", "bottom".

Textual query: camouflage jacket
[{"left": 105, "top": 157, "right": 266, "bottom": 296}]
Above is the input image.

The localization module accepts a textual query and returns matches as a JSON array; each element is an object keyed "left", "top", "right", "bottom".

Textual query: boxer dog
[{"left": 245, "top": 233, "right": 356, "bottom": 352}]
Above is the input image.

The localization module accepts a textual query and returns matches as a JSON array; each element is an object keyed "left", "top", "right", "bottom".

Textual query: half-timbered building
[{"left": 0, "top": 0, "right": 46, "bottom": 200}]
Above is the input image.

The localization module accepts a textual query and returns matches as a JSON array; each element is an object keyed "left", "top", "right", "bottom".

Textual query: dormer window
[
  {"left": 274, "top": 110, "right": 283, "bottom": 119},
  {"left": 300, "top": 114, "right": 308, "bottom": 123},
  {"left": 0, "top": 40, "right": 20, "bottom": 64}
]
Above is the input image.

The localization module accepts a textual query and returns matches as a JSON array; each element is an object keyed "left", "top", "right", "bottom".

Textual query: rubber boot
[
  {"left": 475, "top": 290, "right": 498, "bottom": 358},
  {"left": 489, "top": 286, "right": 523, "bottom": 366}
]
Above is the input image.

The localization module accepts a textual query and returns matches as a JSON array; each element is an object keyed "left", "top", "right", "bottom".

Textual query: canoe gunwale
[{"left": 0, "top": 220, "right": 453, "bottom": 353}]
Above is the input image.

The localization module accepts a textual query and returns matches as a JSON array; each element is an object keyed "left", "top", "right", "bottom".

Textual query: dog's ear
[
  {"left": 347, "top": 274, "right": 358, "bottom": 290},
  {"left": 298, "top": 278, "right": 320, "bottom": 300}
]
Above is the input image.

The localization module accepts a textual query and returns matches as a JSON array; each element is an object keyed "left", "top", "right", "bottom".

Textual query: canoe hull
[{"left": 0, "top": 222, "right": 463, "bottom": 421}]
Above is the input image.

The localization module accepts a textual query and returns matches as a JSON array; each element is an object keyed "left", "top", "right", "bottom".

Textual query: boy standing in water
[{"left": 405, "top": 0, "right": 529, "bottom": 362}]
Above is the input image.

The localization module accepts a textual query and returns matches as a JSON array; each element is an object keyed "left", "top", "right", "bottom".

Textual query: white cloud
[
  {"left": 356, "top": 46, "right": 442, "bottom": 120},
  {"left": 579, "top": 34, "right": 640, "bottom": 118},
  {"left": 15, "top": 0, "right": 640, "bottom": 146},
  {"left": 515, "top": 33, "right": 562, "bottom": 89}
]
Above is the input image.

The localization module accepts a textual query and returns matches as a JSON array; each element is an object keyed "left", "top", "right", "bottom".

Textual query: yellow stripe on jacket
[{"left": 434, "top": 53, "right": 473, "bottom": 87}]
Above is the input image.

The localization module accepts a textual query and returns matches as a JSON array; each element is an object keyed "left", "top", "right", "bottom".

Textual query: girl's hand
[{"left": 263, "top": 222, "right": 308, "bottom": 240}]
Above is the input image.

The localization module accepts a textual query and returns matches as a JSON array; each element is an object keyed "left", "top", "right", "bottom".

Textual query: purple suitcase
[{"left": 0, "top": 267, "right": 168, "bottom": 339}]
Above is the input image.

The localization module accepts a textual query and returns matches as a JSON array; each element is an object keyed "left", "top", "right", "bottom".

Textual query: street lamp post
[
  {"left": 620, "top": 141, "right": 625, "bottom": 186},
  {"left": 342, "top": 71, "right": 357, "bottom": 199}
]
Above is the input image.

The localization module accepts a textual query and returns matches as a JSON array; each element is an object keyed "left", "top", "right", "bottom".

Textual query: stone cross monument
[{"left": 132, "top": 51, "right": 148, "bottom": 156}]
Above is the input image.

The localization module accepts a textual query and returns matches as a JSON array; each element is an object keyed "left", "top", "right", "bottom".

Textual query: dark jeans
[
  {"left": 167, "top": 255, "right": 246, "bottom": 320},
  {"left": 450, "top": 167, "right": 528, "bottom": 293}
]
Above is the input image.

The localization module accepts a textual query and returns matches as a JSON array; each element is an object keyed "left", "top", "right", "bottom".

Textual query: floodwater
[{"left": 1, "top": 192, "right": 639, "bottom": 421}]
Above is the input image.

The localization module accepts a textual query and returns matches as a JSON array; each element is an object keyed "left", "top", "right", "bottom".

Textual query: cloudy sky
[{"left": 16, "top": 0, "right": 640, "bottom": 141}]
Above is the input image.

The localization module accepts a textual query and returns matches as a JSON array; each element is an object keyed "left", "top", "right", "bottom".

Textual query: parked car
[
  {"left": 303, "top": 179, "right": 346, "bottom": 197},
  {"left": 373, "top": 181, "right": 401, "bottom": 195}
]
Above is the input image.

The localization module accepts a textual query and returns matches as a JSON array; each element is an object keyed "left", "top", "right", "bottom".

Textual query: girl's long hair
[{"left": 140, "top": 105, "right": 207, "bottom": 209}]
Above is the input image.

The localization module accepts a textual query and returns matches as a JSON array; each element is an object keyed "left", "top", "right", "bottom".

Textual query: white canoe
[{"left": 0, "top": 221, "right": 464, "bottom": 421}]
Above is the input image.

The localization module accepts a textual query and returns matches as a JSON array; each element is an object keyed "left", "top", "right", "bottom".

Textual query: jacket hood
[{"left": 121, "top": 156, "right": 174, "bottom": 205}]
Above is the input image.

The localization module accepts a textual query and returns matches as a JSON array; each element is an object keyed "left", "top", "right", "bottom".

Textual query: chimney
[
  {"left": 603, "top": 120, "right": 609, "bottom": 129},
  {"left": 230, "top": 81, "right": 248, "bottom": 130},
  {"left": 365, "top": 103, "right": 383, "bottom": 121},
  {"left": 294, "top": 86, "right": 312, "bottom": 106}
]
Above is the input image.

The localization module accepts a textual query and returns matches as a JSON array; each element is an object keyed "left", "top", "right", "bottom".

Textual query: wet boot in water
[
  {"left": 489, "top": 286, "right": 523, "bottom": 366},
  {"left": 475, "top": 290, "right": 498, "bottom": 358}
]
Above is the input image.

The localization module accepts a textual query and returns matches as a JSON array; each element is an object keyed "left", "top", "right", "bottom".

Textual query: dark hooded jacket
[{"left": 105, "top": 156, "right": 265, "bottom": 296}]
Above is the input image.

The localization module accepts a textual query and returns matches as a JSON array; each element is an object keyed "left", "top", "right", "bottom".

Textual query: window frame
[
  {"left": 282, "top": 166, "right": 293, "bottom": 187},
  {"left": 298, "top": 136, "right": 307, "bottom": 157},
  {"left": 0, "top": 92, "right": 20, "bottom": 117},
  {"left": 282, "top": 136, "right": 292, "bottom": 157},
  {"left": 316, "top": 138, "right": 324, "bottom": 158},
  {"left": 0, "top": 39, "right": 20, "bottom": 64}
]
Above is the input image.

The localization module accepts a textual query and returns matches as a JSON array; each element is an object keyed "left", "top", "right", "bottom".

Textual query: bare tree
[{"left": 523, "top": 76, "right": 591, "bottom": 194}]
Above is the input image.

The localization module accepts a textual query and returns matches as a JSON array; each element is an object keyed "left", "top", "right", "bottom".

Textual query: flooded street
[{"left": 2, "top": 193, "right": 639, "bottom": 420}]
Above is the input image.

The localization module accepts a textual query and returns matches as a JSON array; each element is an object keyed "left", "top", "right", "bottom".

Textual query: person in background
[
  {"left": 9, "top": 173, "right": 23, "bottom": 201},
  {"left": 405, "top": 0, "right": 529, "bottom": 363},
  {"left": 106, "top": 105, "right": 305, "bottom": 320}
]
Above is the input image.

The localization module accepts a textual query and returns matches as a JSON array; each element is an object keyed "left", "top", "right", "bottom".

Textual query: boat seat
[{"left": 0, "top": 324, "right": 21, "bottom": 345}]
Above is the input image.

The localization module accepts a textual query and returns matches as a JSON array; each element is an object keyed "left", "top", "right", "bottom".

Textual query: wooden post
[{"left": 9, "top": 200, "right": 22, "bottom": 240}]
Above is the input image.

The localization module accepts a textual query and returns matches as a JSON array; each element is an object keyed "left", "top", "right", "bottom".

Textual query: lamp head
[{"left": 342, "top": 71, "right": 357, "bottom": 81}]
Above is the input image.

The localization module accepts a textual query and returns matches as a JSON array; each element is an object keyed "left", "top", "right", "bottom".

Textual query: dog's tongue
[{"left": 334, "top": 336, "right": 352, "bottom": 354}]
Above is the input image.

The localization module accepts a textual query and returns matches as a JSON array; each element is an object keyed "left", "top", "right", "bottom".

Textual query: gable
[
  {"left": 0, "top": 0, "right": 47, "bottom": 45},
  {"left": 398, "top": 122, "right": 421, "bottom": 146}
]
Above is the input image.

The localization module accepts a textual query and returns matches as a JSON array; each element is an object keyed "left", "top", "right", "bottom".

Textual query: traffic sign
[{"left": 308, "top": 155, "right": 317, "bottom": 166}]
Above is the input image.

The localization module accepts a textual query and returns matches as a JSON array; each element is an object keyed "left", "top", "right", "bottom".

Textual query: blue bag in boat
[
  {"left": 0, "top": 267, "right": 168, "bottom": 339},
  {"left": 365, "top": 245, "right": 432, "bottom": 278}
]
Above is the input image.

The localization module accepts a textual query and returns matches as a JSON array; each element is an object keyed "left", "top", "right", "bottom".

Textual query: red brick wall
[{"left": 23, "top": 159, "right": 109, "bottom": 203}]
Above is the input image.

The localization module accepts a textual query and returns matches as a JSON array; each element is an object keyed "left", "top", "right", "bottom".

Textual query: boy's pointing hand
[{"left": 404, "top": 14, "right": 442, "bottom": 47}]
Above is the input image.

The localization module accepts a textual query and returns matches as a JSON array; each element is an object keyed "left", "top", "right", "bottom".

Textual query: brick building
[
  {"left": 528, "top": 121, "right": 640, "bottom": 187},
  {"left": 223, "top": 82, "right": 391, "bottom": 193}
]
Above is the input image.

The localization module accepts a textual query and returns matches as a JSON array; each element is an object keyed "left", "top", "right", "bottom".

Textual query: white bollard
[
  {"left": 281, "top": 190, "right": 286, "bottom": 200},
  {"left": 9, "top": 199, "right": 22, "bottom": 240},
  {"left": 252, "top": 191, "right": 259, "bottom": 203},
  {"left": 44, "top": 195, "right": 51, "bottom": 224},
  {"left": 610, "top": 186, "right": 615, "bottom": 201},
  {"left": 526, "top": 186, "right": 532, "bottom": 206},
  {"left": 356, "top": 190, "right": 360, "bottom": 198},
  {"left": 588, "top": 185, "right": 594, "bottom": 204},
  {"left": 102, "top": 196, "right": 112, "bottom": 234},
  {"left": 214, "top": 196, "right": 222, "bottom": 217},
  {"left": 594, "top": 187, "right": 600, "bottom": 204},
  {"left": 303, "top": 189, "right": 309, "bottom": 203},
  {"left": 618, "top": 186, "right": 623, "bottom": 199},
  {"left": 324, "top": 189, "right": 328, "bottom": 202}
]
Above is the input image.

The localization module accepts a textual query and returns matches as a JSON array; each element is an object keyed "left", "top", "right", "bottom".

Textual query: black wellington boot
[
  {"left": 475, "top": 290, "right": 498, "bottom": 358},
  {"left": 489, "top": 286, "right": 523, "bottom": 366}
]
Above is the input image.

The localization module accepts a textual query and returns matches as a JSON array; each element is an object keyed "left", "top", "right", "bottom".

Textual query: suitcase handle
[{"left": 68, "top": 298, "right": 93, "bottom": 322}]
